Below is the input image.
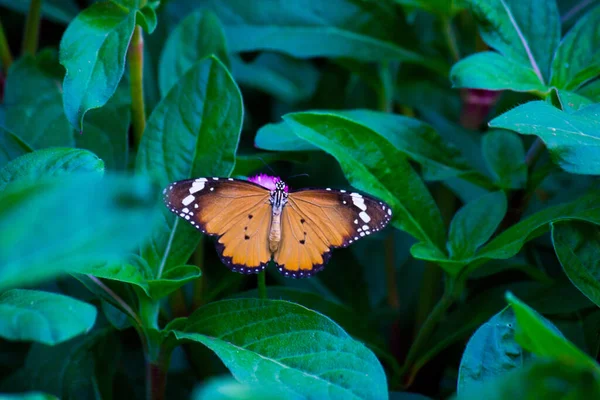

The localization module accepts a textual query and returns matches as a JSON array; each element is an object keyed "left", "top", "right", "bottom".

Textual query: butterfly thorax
[{"left": 268, "top": 180, "right": 288, "bottom": 252}]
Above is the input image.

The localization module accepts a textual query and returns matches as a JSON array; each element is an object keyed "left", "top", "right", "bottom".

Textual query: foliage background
[{"left": 1, "top": 0, "right": 600, "bottom": 399}]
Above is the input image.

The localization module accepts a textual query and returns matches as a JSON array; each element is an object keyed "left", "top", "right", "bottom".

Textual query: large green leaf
[
  {"left": 447, "top": 191, "right": 507, "bottom": 260},
  {"left": 254, "top": 122, "right": 319, "bottom": 151},
  {"left": 490, "top": 101, "right": 600, "bottom": 175},
  {"left": 552, "top": 221, "right": 600, "bottom": 308},
  {"left": 4, "top": 54, "right": 74, "bottom": 148},
  {"left": 465, "top": 0, "right": 560, "bottom": 84},
  {"left": 192, "top": 376, "right": 286, "bottom": 400},
  {"left": 393, "top": 0, "right": 463, "bottom": 16},
  {"left": 0, "top": 148, "right": 104, "bottom": 191},
  {"left": 482, "top": 129, "right": 526, "bottom": 189},
  {"left": 60, "top": 1, "right": 137, "bottom": 130},
  {"left": 283, "top": 111, "right": 445, "bottom": 250},
  {"left": 551, "top": 5, "right": 600, "bottom": 90},
  {"left": 0, "top": 0, "right": 78, "bottom": 24},
  {"left": 136, "top": 56, "right": 242, "bottom": 274},
  {"left": 507, "top": 292, "right": 600, "bottom": 371},
  {"left": 456, "top": 359, "right": 600, "bottom": 399},
  {"left": 0, "top": 393, "right": 58, "bottom": 400},
  {"left": 457, "top": 307, "right": 533, "bottom": 394},
  {"left": 169, "top": 299, "right": 388, "bottom": 400},
  {"left": 450, "top": 51, "right": 548, "bottom": 93},
  {"left": 166, "top": 0, "right": 447, "bottom": 74},
  {"left": 159, "top": 9, "right": 230, "bottom": 96},
  {"left": 0, "top": 290, "right": 96, "bottom": 346},
  {"left": 0, "top": 173, "right": 159, "bottom": 291},
  {"left": 0, "top": 128, "right": 33, "bottom": 168}
]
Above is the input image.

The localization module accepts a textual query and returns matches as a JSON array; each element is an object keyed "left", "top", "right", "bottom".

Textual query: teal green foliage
[{"left": 2, "top": 0, "right": 600, "bottom": 398}]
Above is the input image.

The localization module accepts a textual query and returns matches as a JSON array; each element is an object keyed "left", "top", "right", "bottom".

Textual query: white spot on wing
[
  {"left": 182, "top": 195, "right": 195, "bottom": 206},
  {"left": 352, "top": 195, "right": 367, "bottom": 211},
  {"left": 362, "top": 224, "right": 369, "bottom": 230},
  {"left": 182, "top": 208, "right": 189, "bottom": 213},
  {"left": 190, "top": 179, "right": 205, "bottom": 194},
  {"left": 354, "top": 219, "right": 358, "bottom": 224},
  {"left": 359, "top": 211, "right": 371, "bottom": 223},
  {"left": 387, "top": 209, "right": 392, "bottom": 216}
]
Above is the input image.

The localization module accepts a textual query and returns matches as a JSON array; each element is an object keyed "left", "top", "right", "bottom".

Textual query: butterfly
[{"left": 163, "top": 174, "right": 392, "bottom": 278}]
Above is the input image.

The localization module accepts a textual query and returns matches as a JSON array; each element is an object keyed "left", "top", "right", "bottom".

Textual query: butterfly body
[{"left": 163, "top": 176, "right": 392, "bottom": 278}]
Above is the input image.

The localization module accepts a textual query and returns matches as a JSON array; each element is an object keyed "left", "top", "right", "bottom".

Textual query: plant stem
[
  {"left": 87, "top": 274, "right": 143, "bottom": 328},
  {"left": 128, "top": 25, "right": 146, "bottom": 148},
  {"left": 146, "top": 355, "right": 168, "bottom": 400},
  {"left": 191, "top": 237, "right": 205, "bottom": 310},
  {"left": 22, "top": 0, "right": 42, "bottom": 56},
  {"left": 442, "top": 17, "right": 460, "bottom": 62},
  {"left": 257, "top": 270, "right": 267, "bottom": 299},
  {"left": 385, "top": 234, "right": 400, "bottom": 310},
  {"left": 525, "top": 138, "right": 545, "bottom": 168},
  {"left": 0, "top": 19, "right": 12, "bottom": 71}
]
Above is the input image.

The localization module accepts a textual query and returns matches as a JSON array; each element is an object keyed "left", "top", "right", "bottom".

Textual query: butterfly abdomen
[{"left": 268, "top": 212, "right": 282, "bottom": 252}]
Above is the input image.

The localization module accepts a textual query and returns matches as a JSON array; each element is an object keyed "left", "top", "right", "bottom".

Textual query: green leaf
[
  {"left": 466, "top": 0, "right": 560, "bottom": 84},
  {"left": 0, "top": 128, "right": 33, "bottom": 168},
  {"left": 231, "top": 54, "right": 320, "bottom": 103},
  {"left": 457, "top": 307, "right": 533, "bottom": 394},
  {"left": 456, "top": 359, "right": 600, "bottom": 400},
  {"left": 255, "top": 122, "right": 319, "bottom": 151},
  {"left": 506, "top": 292, "right": 600, "bottom": 371},
  {"left": 0, "top": 393, "right": 58, "bottom": 400},
  {"left": 4, "top": 55, "right": 74, "bottom": 148},
  {"left": 482, "top": 129, "right": 526, "bottom": 189},
  {"left": 392, "top": 0, "right": 462, "bottom": 16},
  {"left": 135, "top": 1, "right": 159, "bottom": 33},
  {"left": 490, "top": 101, "right": 600, "bottom": 175},
  {"left": 0, "top": 148, "right": 104, "bottom": 191},
  {"left": 551, "top": 5, "right": 600, "bottom": 90},
  {"left": 0, "top": 289, "right": 96, "bottom": 346},
  {"left": 450, "top": 51, "right": 547, "bottom": 93},
  {"left": 448, "top": 191, "right": 507, "bottom": 259},
  {"left": 0, "top": 0, "right": 78, "bottom": 24},
  {"left": 2, "top": 328, "right": 120, "bottom": 400},
  {"left": 148, "top": 265, "right": 202, "bottom": 299},
  {"left": 556, "top": 89, "right": 594, "bottom": 113},
  {"left": 170, "top": 299, "right": 388, "bottom": 400},
  {"left": 159, "top": 9, "right": 230, "bottom": 96},
  {"left": 166, "top": 0, "right": 447, "bottom": 74},
  {"left": 552, "top": 221, "right": 600, "bottom": 308},
  {"left": 136, "top": 56, "right": 242, "bottom": 273},
  {"left": 231, "top": 152, "right": 310, "bottom": 177},
  {"left": 0, "top": 173, "right": 159, "bottom": 291},
  {"left": 192, "top": 376, "right": 287, "bottom": 400},
  {"left": 60, "top": 1, "right": 137, "bottom": 130},
  {"left": 283, "top": 111, "right": 446, "bottom": 250},
  {"left": 578, "top": 78, "right": 600, "bottom": 101}
]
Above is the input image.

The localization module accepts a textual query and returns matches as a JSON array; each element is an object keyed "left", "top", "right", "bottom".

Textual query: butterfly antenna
[
  {"left": 286, "top": 173, "right": 310, "bottom": 181},
  {"left": 257, "top": 157, "right": 278, "bottom": 176}
]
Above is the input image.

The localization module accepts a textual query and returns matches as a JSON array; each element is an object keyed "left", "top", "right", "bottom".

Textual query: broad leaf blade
[
  {"left": 0, "top": 128, "right": 33, "bottom": 168},
  {"left": 283, "top": 112, "right": 445, "bottom": 250},
  {"left": 136, "top": 56, "right": 243, "bottom": 273},
  {"left": 255, "top": 122, "right": 318, "bottom": 151},
  {"left": 490, "top": 101, "right": 600, "bottom": 175},
  {"left": 0, "top": 0, "right": 78, "bottom": 24},
  {"left": 171, "top": 299, "right": 388, "bottom": 400},
  {"left": 60, "top": 1, "right": 136, "bottom": 129},
  {"left": 552, "top": 221, "right": 600, "bottom": 308},
  {"left": 482, "top": 129, "right": 526, "bottom": 189},
  {"left": 0, "top": 289, "right": 96, "bottom": 346}
]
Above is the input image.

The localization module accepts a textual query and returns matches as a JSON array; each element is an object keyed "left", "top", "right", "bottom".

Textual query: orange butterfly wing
[
  {"left": 163, "top": 178, "right": 272, "bottom": 274},
  {"left": 274, "top": 189, "right": 392, "bottom": 277}
]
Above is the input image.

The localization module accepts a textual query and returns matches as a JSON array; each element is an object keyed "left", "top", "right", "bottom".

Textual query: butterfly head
[{"left": 269, "top": 179, "right": 288, "bottom": 214}]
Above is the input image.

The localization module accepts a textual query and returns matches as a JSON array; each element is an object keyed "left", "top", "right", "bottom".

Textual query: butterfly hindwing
[
  {"left": 274, "top": 188, "right": 392, "bottom": 277},
  {"left": 163, "top": 178, "right": 272, "bottom": 274}
]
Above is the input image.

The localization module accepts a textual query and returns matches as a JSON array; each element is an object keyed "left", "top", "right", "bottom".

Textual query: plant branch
[
  {"left": 442, "top": 17, "right": 460, "bottom": 62},
  {"left": 257, "top": 270, "right": 267, "bottom": 299},
  {"left": 0, "top": 19, "right": 12, "bottom": 71},
  {"left": 86, "top": 274, "right": 143, "bottom": 328},
  {"left": 146, "top": 348, "right": 170, "bottom": 400},
  {"left": 385, "top": 234, "right": 400, "bottom": 310},
  {"left": 22, "top": 0, "right": 42, "bottom": 56},
  {"left": 128, "top": 25, "right": 146, "bottom": 149},
  {"left": 525, "top": 138, "right": 545, "bottom": 168}
]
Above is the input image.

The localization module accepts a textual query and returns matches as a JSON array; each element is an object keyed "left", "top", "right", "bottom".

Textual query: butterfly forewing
[
  {"left": 163, "top": 178, "right": 272, "bottom": 273},
  {"left": 274, "top": 188, "right": 393, "bottom": 277}
]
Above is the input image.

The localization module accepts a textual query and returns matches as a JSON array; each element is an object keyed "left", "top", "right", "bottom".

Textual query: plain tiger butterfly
[{"left": 163, "top": 174, "right": 393, "bottom": 278}]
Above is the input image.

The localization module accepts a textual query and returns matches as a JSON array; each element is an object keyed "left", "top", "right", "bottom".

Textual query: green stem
[
  {"left": 191, "top": 237, "right": 205, "bottom": 310},
  {"left": 22, "top": 0, "right": 42, "bottom": 56},
  {"left": 442, "top": 17, "right": 460, "bottom": 62},
  {"left": 385, "top": 234, "right": 399, "bottom": 310},
  {"left": 0, "top": 19, "right": 12, "bottom": 71},
  {"left": 146, "top": 346, "right": 170, "bottom": 400},
  {"left": 257, "top": 270, "right": 267, "bottom": 299},
  {"left": 87, "top": 275, "right": 143, "bottom": 328},
  {"left": 139, "top": 294, "right": 160, "bottom": 330},
  {"left": 128, "top": 25, "right": 146, "bottom": 149}
]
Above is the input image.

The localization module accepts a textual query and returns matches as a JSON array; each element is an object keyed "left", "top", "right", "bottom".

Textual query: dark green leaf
[
  {"left": 0, "top": 0, "right": 78, "bottom": 24},
  {"left": 254, "top": 122, "right": 318, "bottom": 151},
  {"left": 60, "top": 1, "right": 137, "bottom": 129},
  {"left": 490, "top": 101, "right": 600, "bottom": 175},
  {"left": 578, "top": 78, "right": 600, "bottom": 101},
  {"left": 0, "top": 148, "right": 104, "bottom": 191},
  {"left": 4, "top": 55, "right": 73, "bottom": 148},
  {"left": 506, "top": 292, "right": 600, "bottom": 371},
  {"left": 389, "top": 393, "right": 433, "bottom": 400},
  {"left": 0, "top": 393, "right": 58, "bottom": 400},
  {"left": 135, "top": 1, "right": 159, "bottom": 33},
  {"left": 466, "top": 0, "right": 560, "bottom": 84},
  {"left": 232, "top": 54, "right": 320, "bottom": 103},
  {"left": 556, "top": 89, "right": 594, "bottom": 113},
  {"left": 284, "top": 111, "right": 446, "bottom": 250},
  {"left": 170, "top": 299, "right": 388, "bottom": 400},
  {"left": 482, "top": 129, "right": 526, "bottom": 189},
  {"left": 457, "top": 307, "right": 533, "bottom": 394},
  {"left": 166, "top": 0, "right": 447, "bottom": 74},
  {"left": 551, "top": 5, "right": 600, "bottom": 90},
  {"left": 136, "top": 56, "right": 242, "bottom": 273},
  {"left": 0, "top": 289, "right": 96, "bottom": 345},
  {"left": 231, "top": 152, "right": 310, "bottom": 177},
  {"left": 0, "top": 128, "right": 33, "bottom": 168},
  {"left": 552, "top": 221, "right": 600, "bottom": 308},
  {"left": 192, "top": 376, "right": 286, "bottom": 400},
  {"left": 448, "top": 191, "right": 507, "bottom": 259},
  {"left": 456, "top": 359, "right": 600, "bottom": 400},
  {"left": 393, "top": 0, "right": 462, "bottom": 16},
  {"left": 147, "top": 265, "right": 202, "bottom": 299},
  {"left": 450, "top": 51, "right": 547, "bottom": 92},
  {"left": 159, "top": 9, "right": 230, "bottom": 96},
  {"left": 0, "top": 173, "right": 159, "bottom": 290}
]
